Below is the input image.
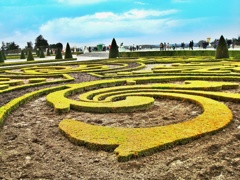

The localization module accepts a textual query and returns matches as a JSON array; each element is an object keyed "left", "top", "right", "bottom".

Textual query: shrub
[
  {"left": 47, "top": 49, "right": 51, "bottom": 56},
  {"left": 2, "top": 51, "right": 6, "bottom": 60},
  {"left": 55, "top": 48, "right": 63, "bottom": 59},
  {"left": 65, "top": 43, "right": 73, "bottom": 59},
  {"left": 0, "top": 51, "right": 4, "bottom": 63},
  {"left": 20, "top": 50, "right": 26, "bottom": 59},
  {"left": 39, "top": 49, "right": 45, "bottom": 58},
  {"left": 215, "top": 35, "right": 229, "bottom": 59},
  {"left": 36, "top": 50, "right": 40, "bottom": 57},
  {"left": 27, "top": 50, "right": 34, "bottom": 61},
  {"left": 109, "top": 38, "right": 119, "bottom": 58}
]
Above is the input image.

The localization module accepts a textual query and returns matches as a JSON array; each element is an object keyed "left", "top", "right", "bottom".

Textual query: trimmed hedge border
[
  {"left": 0, "top": 57, "right": 77, "bottom": 68},
  {"left": 0, "top": 74, "right": 74, "bottom": 94},
  {"left": 59, "top": 92, "right": 232, "bottom": 161},
  {"left": 1, "top": 56, "right": 240, "bottom": 162},
  {"left": 120, "top": 50, "right": 240, "bottom": 59},
  {"left": 0, "top": 85, "right": 68, "bottom": 127},
  {"left": 46, "top": 77, "right": 240, "bottom": 114}
]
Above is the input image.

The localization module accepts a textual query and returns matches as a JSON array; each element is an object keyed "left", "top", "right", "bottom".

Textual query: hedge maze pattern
[{"left": 1, "top": 56, "right": 240, "bottom": 161}]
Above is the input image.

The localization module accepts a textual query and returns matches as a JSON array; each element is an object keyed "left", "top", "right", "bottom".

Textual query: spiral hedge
[{"left": 1, "top": 56, "right": 240, "bottom": 161}]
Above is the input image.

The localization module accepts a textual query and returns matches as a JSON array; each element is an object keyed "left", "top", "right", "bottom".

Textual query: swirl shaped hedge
[
  {"left": 1, "top": 57, "right": 240, "bottom": 161},
  {"left": 45, "top": 78, "right": 239, "bottom": 161}
]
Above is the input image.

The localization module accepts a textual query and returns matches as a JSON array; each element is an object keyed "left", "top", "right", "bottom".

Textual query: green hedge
[{"left": 120, "top": 50, "right": 240, "bottom": 58}]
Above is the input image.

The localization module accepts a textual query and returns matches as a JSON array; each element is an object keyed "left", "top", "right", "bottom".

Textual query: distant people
[
  {"left": 181, "top": 42, "right": 185, "bottom": 49},
  {"left": 136, "top": 45, "right": 139, "bottom": 51},
  {"left": 175, "top": 43, "right": 178, "bottom": 49},
  {"left": 189, "top": 40, "right": 194, "bottom": 50},
  {"left": 164, "top": 42, "right": 166, "bottom": 51},
  {"left": 167, "top": 43, "right": 170, "bottom": 50},
  {"left": 133, "top": 44, "right": 136, "bottom": 51},
  {"left": 227, "top": 40, "right": 231, "bottom": 49},
  {"left": 172, "top": 45, "right": 175, "bottom": 50},
  {"left": 103, "top": 46, "right": 106, "bottom": 51},
  {"left": 202, "top": 41, "right": 208, "bottom": 49},
  {"left": 88, "top": 46, "right": 91, "bottom": 52},
  {"left": 160, "top": 43, "right": 163, "bottom": 51}
]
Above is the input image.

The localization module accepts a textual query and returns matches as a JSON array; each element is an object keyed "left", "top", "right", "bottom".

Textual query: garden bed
[{"left": 0, "top": 72, "right": 239, "bottom": 179}]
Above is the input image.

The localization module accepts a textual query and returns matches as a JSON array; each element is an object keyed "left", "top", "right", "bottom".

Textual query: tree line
[{"left": 1, "top": 35, "right": 63, "bottom": 54}]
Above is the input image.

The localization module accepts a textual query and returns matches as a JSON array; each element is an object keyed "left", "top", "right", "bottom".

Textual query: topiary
[
  {"left": 55, "top": 48, "right": 63, "bottom": 59},
  {"left": 47, "top": 48, "right": 50, "bottom": 56},
  {"left": 20, "top": 50, "right": 26, "bottom": 59},
  {"left": 0, "top": 51, "right": 4, "bottom": 63},
  {"left": 27, "top": 50, "right": 34, "bottom": 61},
  {"left": 65, "top": 42, "right": 73, "bottom": 59},
  {"left": 36, "top": 50, "right": 40, "bottom": 57},
  {"left": 109, "top": 38, "right": 119, "bottom": 58},
  {"left": 39, "top": 49, "right": 45, "bottom": 58},
  {"left": 215, "top": 35, "right": 229, "bottom": 59},
  {"left": 2, "top": 51, "right": 6, "bottom": 60}
]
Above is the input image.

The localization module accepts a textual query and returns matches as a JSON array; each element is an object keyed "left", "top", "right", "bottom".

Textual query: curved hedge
[
  {"left": 59, "top": 92, "right": 232, "bottom": 161},
  {"left": 1, "top": 56, "right": 240, "bottom": 162}
]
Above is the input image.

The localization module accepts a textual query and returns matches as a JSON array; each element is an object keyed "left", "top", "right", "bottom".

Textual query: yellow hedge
[{"left": 59, "top": 92, "right": 232, "bottom": 161}]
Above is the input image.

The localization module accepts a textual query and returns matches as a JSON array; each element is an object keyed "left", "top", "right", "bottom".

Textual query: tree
[
  {"left": 1, "top": 42, "right": 6, "bottom": 51},
  {"left": 55, "top": 48, "right": 62, "bottom": 59},
  {"left": 49, "top": 42, "right": 63, "bottom": 50},
  {"left": 65, "top": 43, "right": 73, "bottom": 59},
  {"left": 109, "top": 38, "right": 119, "bottom": 58},
  {"left": 215, "top": 35, "right": 229, "bottom": 59},
  {"left": 6, "top": 42, "right": 19, "bottom": 51},
  {"left": 26, "top": 41, "right": 33, "bottom": 49},
  {"left": 20, "top": 50, "right": 26, "bottom": 59},
  {"left": 35, "top": 35, "right": 49, "bottom": 49},
  {"left": 56, "top": 42, "right": 63, "bottom": 50},
  {"left": 27, "top": 50, "right": 34, "bottom": 61}
]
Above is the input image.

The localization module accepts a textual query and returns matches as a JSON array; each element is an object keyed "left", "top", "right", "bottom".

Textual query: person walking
[
  {"left": 164, "top": 42, "right": 166, "bottom": 51},
  {"left": 160, "top": 43, "right": 163, "bottom": 51}
]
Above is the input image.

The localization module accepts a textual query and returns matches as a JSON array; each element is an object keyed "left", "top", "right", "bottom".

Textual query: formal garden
[{"left": 0, "top": 37, "right": 239, "bottom": 179}]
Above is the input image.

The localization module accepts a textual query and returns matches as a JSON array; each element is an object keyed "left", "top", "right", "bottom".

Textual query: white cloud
[
  {"left": 172, "top": 0, "right": 192, "bottom": 3},
  {"left": 1, "top": 31, "right": 37, "bottom": 48},
  {"left": 39, "top": 9, "right": 179, "bottom": 44},
  {"left": 55, "top": 0, "right": 108, "bottom": 5},
  {"left": 134, "top": 1, "right": 148, "bottom": 5}
]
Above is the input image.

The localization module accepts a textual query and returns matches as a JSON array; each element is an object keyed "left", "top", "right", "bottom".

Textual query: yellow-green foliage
[
  {"left": 29, "top": 78, "right": 46, "bottom": 83},
  {"left": 45, "top": 76, "right": 240, "bottom": 161},
  {"left": 0, "top": 85, "right": 67, "bottom": 127},
  {"left": 97, "top": 59, "right": 240, "bottom": 78},
  {"left": 1, "top": 56, "right": 240, "bottom": 162},
  {"left": 47, "top": 77, "right": 240, "bottom": 114},
  {"left": 126, "top": 80, "right": 136, "bottom": 85},
  {"left": 0, "top": 84, "right": 9, "bottom": 90},
  {"left": 0, "top": 74, "right": 74, "bottom": 94},
  {"left": 0, "top": 80, "right": 24, "bottom": 86},
  {"left": 47, "top": 79, "right": 155, "bottom": 113},
  {"left": 59, "top": 92, "right": 232, "bottom": 161}
]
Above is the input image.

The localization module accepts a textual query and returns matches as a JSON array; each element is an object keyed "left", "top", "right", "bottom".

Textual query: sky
[{"left": 0, "top": 0, "right": 239, "bottom": 48}]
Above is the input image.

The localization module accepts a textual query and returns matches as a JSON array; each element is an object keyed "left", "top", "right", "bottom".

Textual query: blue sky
[{"left": 0, "top": 0, "right": 239, "bottom": 48}]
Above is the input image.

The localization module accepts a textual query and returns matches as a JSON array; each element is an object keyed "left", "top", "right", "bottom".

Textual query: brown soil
[{"left": 0, "top": 73, "right": 239, "bottom": 179}]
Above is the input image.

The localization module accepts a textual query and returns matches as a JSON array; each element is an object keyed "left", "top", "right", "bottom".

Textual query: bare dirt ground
[{"left": 0, "top": 73, "right": 240, "bottom": 179}]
